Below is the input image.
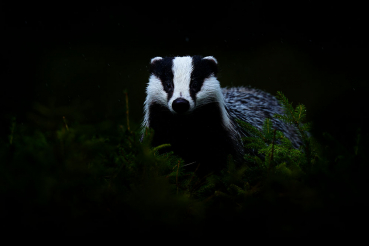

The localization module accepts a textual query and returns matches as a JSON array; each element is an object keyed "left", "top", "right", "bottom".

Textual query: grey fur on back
[{"left": 222, "top": 86, "right": 303, "bottom": 149}]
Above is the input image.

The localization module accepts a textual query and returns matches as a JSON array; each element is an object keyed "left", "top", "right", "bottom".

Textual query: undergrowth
[{"left": 0, "top": 91, "right": 367, "bottom": 237}]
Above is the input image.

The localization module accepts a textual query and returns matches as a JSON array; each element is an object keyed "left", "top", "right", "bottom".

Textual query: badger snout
[{"left": 172, "top": 98, "right": 190, "bottom": 114}]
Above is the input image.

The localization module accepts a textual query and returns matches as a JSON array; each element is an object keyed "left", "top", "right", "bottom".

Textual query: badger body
[{"left": 142, "top": 55, "right": 302, "bottom": 173}]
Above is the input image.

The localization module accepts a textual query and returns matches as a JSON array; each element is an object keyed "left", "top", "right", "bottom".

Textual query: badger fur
[{"left": 142, "top": 55, "right": 303, "bottom": 174}]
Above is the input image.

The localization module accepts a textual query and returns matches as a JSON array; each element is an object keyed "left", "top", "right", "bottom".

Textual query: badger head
[{"left": 142, "top": 55, "right": 234, "bottom": 133}]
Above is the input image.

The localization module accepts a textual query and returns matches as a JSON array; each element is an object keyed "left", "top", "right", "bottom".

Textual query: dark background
[{"left": 2, "top": 1, "right": 368, "bottom": 148}]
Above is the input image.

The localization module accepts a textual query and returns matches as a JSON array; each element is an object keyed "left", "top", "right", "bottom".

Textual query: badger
[{"left": 141, "top": 55, "right": 303, "bottom": 175}]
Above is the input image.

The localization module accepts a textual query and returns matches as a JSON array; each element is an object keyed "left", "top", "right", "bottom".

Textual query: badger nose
[{"left": 172, "top": 98, "right": 190, "bottom": 114}]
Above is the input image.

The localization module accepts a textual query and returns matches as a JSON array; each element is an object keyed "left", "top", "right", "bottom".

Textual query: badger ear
[
  {"left": 149, "top": 57, "right": 163, "bottom": 75},
  {"left": 202, "top": 56, "right": 218, "bottom": 65},
  {"left": 150, "top": 57, "right": 163, "bottom": 64},
  {"left": 202, "top": 56, "right": 218, "bottom": 76}
]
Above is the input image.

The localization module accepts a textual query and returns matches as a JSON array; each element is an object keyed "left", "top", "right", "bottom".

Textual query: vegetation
[{"left": 0, "top": 92, "right": 367, "bottom": 237}]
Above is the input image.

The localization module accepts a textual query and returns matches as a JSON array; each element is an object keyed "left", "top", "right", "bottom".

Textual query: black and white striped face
[
  {"left": 145, "top": 55, "right": 219, "bottom": 115},
  {"left": 142, "top": 55, "right": 236, "bottom": 135}
]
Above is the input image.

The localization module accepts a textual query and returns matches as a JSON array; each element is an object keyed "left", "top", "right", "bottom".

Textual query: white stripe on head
[{"left": 168, "top": 56, "right": 195, "bottom": 113}]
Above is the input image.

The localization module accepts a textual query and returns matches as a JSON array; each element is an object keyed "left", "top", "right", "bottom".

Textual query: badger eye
[{"left": 191, "top": 80, "right": 198, "bottom": 89}]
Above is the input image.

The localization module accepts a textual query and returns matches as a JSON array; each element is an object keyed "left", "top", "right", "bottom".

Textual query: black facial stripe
[
  {"left": 150, "top": 57, "right": 175, "bottom": 101},
  {"left": 190, "top": 55, "right": 218, "bottom": 102}
]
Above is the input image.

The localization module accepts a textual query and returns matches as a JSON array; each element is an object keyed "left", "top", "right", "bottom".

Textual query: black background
[{"left": 2, "top": 1, "right": 368, "bottom": 147}]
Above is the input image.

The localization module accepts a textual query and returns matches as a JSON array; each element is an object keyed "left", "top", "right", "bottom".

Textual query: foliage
[
  {"left": 234, "top": 91, "right": 320, "bottom": 183},
  {"left": 0, "top": 91, "right": 367, "bottom": 237}
]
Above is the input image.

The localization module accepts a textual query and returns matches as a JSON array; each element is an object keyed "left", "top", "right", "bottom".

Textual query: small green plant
[{"left": 236, "top": 91, "right": 318, "bottom": 180}]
